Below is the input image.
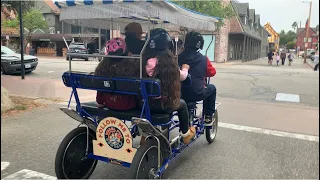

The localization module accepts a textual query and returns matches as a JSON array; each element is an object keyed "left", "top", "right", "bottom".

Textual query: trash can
[{"left": 29, "top": 49, "right": 35, "bottom": 56}]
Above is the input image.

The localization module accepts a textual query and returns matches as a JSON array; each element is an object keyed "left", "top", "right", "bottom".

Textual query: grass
[{"left": 1, "top": 96, "right": 61, "bottom": 118}]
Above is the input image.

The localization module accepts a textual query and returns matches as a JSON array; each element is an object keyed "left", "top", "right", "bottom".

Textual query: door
[{"left": 200, "top": 34, "right": 215, "bottom": 62}]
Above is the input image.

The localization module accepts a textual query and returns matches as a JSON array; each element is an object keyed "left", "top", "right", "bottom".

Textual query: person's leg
[
  {"left": 202, "top": 84, "right": 217, "bottom": 126},
  {"left": 314, "top": 63, "right": 319, "bottom": 71},
  {"left": 175, "top": 99, "right": 196, "bottom": 144}
]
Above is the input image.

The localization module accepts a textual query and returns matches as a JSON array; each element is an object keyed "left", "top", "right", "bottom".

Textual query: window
[
  {"left": 244, "top": 17, "right": 247, "bottom": 25},
  {"left": 71, "top": 25, "right": 81, "bottom": 34},
  {"left": 1, "top": 46, "right": 15, "bottom": 54},
  {"left": 49, "top": 27, "right": 55, "bottom": 34}
]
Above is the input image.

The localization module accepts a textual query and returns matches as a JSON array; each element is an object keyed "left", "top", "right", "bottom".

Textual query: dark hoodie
[
  {"left": 178, "top": 48, "right": 216, "bottom": 101},
  {"left": 125, "top": 35, "right": 145, "bottom": 55}
]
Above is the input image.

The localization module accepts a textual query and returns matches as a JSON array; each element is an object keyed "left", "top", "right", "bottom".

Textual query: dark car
[
  {"left": 1, "top": 46, "right": 38, "bottom": 75},
  {"left": 66, "top": 43, "right": 89, "bottom": 61}
]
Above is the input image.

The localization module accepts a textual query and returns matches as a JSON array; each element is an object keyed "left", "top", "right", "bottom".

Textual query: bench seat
[{"left": 81, "top": 102, "right": 171, "bottom": 125}]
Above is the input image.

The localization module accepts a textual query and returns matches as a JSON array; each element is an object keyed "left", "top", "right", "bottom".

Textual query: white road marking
[
  {"left": 3, "top": 169, "right": 57, "bottom": 180},
  {"left": 275, "top": 93, "right": 300, "bottom": 103},
  {"left": 219, "top": 122, "right": 319, "bottom": 142},
  {"left": 1, "top": 162, "right": 10, "bottom": 171},
  {"left": 48, "top": 71, "right": 55, "bottom": 73}
]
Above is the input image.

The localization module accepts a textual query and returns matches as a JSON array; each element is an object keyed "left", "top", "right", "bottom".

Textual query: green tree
[
  {"left": 1, "top": 1, "right": 35, "bottom": 12},
  {"left": 286, "top": 41, "right": 296, "bottom": 49},
  {"left": 279, "top": 30, "right": 296, "bottom": 46},
  {"left": 173, "top": 1, "right": 235, "bottom": 30},
  {"left": 2, "top": 10, "right": 48, "bottom": 48}
]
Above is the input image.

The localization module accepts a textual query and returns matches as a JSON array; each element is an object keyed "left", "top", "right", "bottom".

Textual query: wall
[
  {"left": 296, "top": 29, "right": 317, "bottom": 50},
  {"left": 228, "top": 34, "right": 244, "bottom": 60},
  {"left": 200, "top": 35, "right": 216, "bottom": 62}
]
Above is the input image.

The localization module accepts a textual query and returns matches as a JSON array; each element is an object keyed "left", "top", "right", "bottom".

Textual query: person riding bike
[
  {"left": 178, "top": 31, "right": 217, "bottom": 126},
  {"left": 124, "top": 22, "right": 145, "bottom": 55},
  {"left": 142, "top": 28, "right": 196, "bottom": 144},
  {"left": 95, "top": 38, "right": 140, "bottom": 110}
]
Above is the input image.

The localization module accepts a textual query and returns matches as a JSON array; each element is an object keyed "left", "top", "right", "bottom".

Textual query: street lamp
[{"left": 302, "top": 0, "right": 312, "bottom": 64}]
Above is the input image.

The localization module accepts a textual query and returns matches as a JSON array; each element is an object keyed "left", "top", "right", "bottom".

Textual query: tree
[
  {"left": 2, "top": 10, "right": 48, "bottom": 48},
  {"left": 23, "top": 10, "right": 48, "bottom": 45},
  {"left": 173, "top": 1, "right": 235, "bottom": 30},
  {"left": 279, "top": 30, "right": 296, "bottom": 46},
  {"left": 292, "top": 21, "right": 298, "bottom": 31},
  {"left": 79, "top": 31, "right": 97, "bottom": 46},
  {"left": 286, "top": 41, "right": 296, "bottom": 49},
  {"left": 1, "top": 1, "right": 35, "bottom": 12}
]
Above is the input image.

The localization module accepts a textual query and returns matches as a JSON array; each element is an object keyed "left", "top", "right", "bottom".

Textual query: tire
[
  {"left": 129, "top": 139, "right": 163, "bottom": 179},
  {"left": 1, "top": 65, "right": 8, "bottom": 75},
  {"left": 85, "top": 58, "right": 89, "bottom": 61},
  {"left": 205, "top": 110, "right": 218, "bottom": 144},
  {"left": 55, "top": 127, "right": 97, "bottom": 179}
]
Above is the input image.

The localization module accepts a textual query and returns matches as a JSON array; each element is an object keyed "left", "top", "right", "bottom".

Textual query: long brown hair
[
  {"left": 95, "top": 57, "right": 140, "bottom": 77},
  {"left": 143, "top": 49, "right": 181, "bottom": 109}
]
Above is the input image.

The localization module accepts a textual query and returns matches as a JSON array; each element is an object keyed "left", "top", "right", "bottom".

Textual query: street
[{"left": 1, "top": 57, "right": 319, "bottom": 179}]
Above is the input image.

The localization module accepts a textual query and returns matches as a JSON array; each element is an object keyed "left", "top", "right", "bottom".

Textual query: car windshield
[
  {"left": 1, "top": 46, "right": 16, "bottom": 54},
  {"left": 70, "top": 44, "right": 86, "bottom": 49}
]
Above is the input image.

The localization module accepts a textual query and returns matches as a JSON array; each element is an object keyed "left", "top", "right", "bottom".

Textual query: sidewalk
[{"left": 1, "top": 75, "right": 96, "bottom": 102}]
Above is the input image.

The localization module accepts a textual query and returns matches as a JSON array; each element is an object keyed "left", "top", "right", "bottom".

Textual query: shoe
[
  {"left": 181, "top": 127, "right": 196, "bottom": 144},
  {"left": 204, "top": 115, "right": 215, "bottom": 126}
]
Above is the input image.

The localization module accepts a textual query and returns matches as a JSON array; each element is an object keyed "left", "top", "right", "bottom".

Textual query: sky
[{"left": 238, "top": 0, "right": 319, "bottom": 33}]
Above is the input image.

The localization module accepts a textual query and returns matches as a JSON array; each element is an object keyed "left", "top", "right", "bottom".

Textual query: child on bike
[
  {"left": 95, "top": 38, "right": 140, "bottom": 110},
  {"left": 142, "top": 28, "right": 196, "bottom": 144},
  {"left": 178, "top": 31, "right": 217, "bottom": 127}
]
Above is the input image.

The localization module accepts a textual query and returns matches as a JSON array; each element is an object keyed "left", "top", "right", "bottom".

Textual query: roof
[
  {"left": 297, "top": 25, "right": 319, "bottom": 36},
  {"left": 231, "top": 1, "right": 261, "bottom": 39},
  {"left": 249, "top": 9, "right": 255, "bottom": 21},
  {"left": 44, "top": 0, "right": 60, "bottom": 13}
]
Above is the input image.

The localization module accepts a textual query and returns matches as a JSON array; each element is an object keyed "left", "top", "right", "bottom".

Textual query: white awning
[{"left": 53, "top": 0, "right": 220, "bottom": 32}]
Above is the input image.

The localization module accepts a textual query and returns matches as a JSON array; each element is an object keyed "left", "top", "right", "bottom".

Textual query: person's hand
[
  {"left": 128, "top": 52, "right": 133, "bottom": 56},
  {"left": 182, "top": 64, "right": 190, "bottom": 70}
]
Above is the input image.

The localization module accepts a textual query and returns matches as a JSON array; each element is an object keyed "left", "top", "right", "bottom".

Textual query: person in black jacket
[
  {"left": 178, "top": 31, "right": 217, "bottom": 126},
  {"left": 124, "top": 22, "right": 145, "bottom": 55}
]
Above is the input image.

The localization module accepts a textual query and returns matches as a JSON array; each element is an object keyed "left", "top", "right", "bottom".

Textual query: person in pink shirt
[{"left": 142, "top": 28, "right": 196, "bottom": 145}]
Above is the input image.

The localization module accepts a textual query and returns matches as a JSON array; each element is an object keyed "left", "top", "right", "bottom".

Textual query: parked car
[
  {"left": 1, "top": 46, "right": 38, "bottom": 75},
  {"left": 66, "top": 43, "right": 89, "bottom": 61},
  {"left": 308, "top": 51, "right": 315, "bottom": 60}
]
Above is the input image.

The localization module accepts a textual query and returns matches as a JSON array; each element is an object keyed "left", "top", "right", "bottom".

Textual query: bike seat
[{"left": 81, "top": 102, "right": 171, "bottom": 125}]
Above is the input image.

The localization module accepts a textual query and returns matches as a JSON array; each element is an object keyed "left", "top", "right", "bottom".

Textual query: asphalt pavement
[
  {"left": 1, "top": 105, "right": 319, "bottom": 179},
  {"left": 1, "top": 56, "right": 319, "bottom": 179}
]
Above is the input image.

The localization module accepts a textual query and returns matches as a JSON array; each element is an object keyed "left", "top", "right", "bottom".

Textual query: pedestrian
[
  {"left": 288, "top": 52, "right": 295, "bottom": 66},
  {"left": 314, "top": 51, "right": 319, "bottom": 71},
  {"left": 267, "top": 50, "right": 274, "bottom": 65},
  {"left": 280, "top": 50, "right": 286, "bottom": 65},
  {"left": 276, "top": 52, "right": 280, "bottom": 66}
]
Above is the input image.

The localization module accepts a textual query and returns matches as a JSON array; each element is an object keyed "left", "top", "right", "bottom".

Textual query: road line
[
  {"left": 1, "top": 162, "right": 10, "bottom": 171},
  {"left": 48, "top": 71, "right": 55, "bottom": 73},
  {"left": 218, "top": 122, "right": 319, "bottom": 142},
  {"left": 3, "top": 169, "right": 57, "bottom": 179},
  {"left": 57, "top": 102, "right": 319, "bottom": 142}
]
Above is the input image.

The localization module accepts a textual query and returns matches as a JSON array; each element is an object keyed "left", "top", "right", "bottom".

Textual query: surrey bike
[{"left": 53, "top": 0, "right": 221, "bottom": 179}]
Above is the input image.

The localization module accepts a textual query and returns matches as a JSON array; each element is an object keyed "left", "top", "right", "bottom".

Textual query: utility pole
[
  {"left": 303, "top": 1, "right": 312, "bottom": 64},
  {"left": 19, "top": 0, "right": 25, "bottom": 79}
]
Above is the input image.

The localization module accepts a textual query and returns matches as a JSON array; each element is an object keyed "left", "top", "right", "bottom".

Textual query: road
[{"left": 1, "top": 56, "right": 319, "bottom": 179}]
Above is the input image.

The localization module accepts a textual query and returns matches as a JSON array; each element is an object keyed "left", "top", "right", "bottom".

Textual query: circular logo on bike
[{"left": 104, "top": 126, "right": 124, "bottom": 149}]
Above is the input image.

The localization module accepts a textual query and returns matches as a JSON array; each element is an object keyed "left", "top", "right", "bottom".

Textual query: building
[
  {"left": 296, "top": 19, "right": 319, "bottom": 51},
  {"left": 264, "top": 22, "right": 279, "bottom": 52},
  {"left": 214, "top": 1, "right": 269, "bottom": 63}
]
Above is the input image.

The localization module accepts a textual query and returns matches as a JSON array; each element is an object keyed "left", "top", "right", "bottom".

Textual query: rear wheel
[
  {"left": 205, "top": 111, "right": 218, "bottom": 144},
  {"left": 84, "top": 58, "right": 89, "bottom": 61},
  {"left": 129, "top": 139, "right": 163, "bottom": 179},
  {"left": 1, "top": 65, "right": 8, "bottom": 75},
  {"left": 55, "top": 127, "right": 97, "bottom": 179}
]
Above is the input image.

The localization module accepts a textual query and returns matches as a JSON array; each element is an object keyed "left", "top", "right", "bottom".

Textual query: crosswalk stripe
[
  {"left": 1, "top": 162, "right": 10, "bottom": 171},
  {"left": 2, "top": 169, "right": 56, "bottom": 179}
]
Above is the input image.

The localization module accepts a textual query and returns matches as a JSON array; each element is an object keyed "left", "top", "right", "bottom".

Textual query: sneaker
[
  {"left": 181, "top": 127, "right": 196, "bottom": 144},
  {"left": 204, "top": 115, "right": 215, "bottom": 126}
]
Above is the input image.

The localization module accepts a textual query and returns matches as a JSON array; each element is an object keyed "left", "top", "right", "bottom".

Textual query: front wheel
[
  {"left": 205, "top": 110, "right": 218, "bottom": 144},
  {"left": 55, "top": 127, "right": 97, "bottom": 179},
  {"left": 129, "top": 139, "right": 163, "bottom": 179}
]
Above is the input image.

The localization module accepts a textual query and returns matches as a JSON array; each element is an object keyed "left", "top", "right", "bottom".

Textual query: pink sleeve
[
  {"left": 146, "top": 58, "right": 158, "bottom": 77},
  {"left": 180, "top": 68, "right": 188, "bottom": 81}
]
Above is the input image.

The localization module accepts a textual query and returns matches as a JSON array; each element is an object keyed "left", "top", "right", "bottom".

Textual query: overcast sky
[{"left": 238, "top": 0, "right": 319, "bottom": 33}]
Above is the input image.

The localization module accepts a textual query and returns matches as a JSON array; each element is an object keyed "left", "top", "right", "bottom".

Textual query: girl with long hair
[
  {"left": 94, "top": 38, "right": 140, "bottom": 110},
  {"left": 142, "top": 28, "right": 196, "bottom": 144}
]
